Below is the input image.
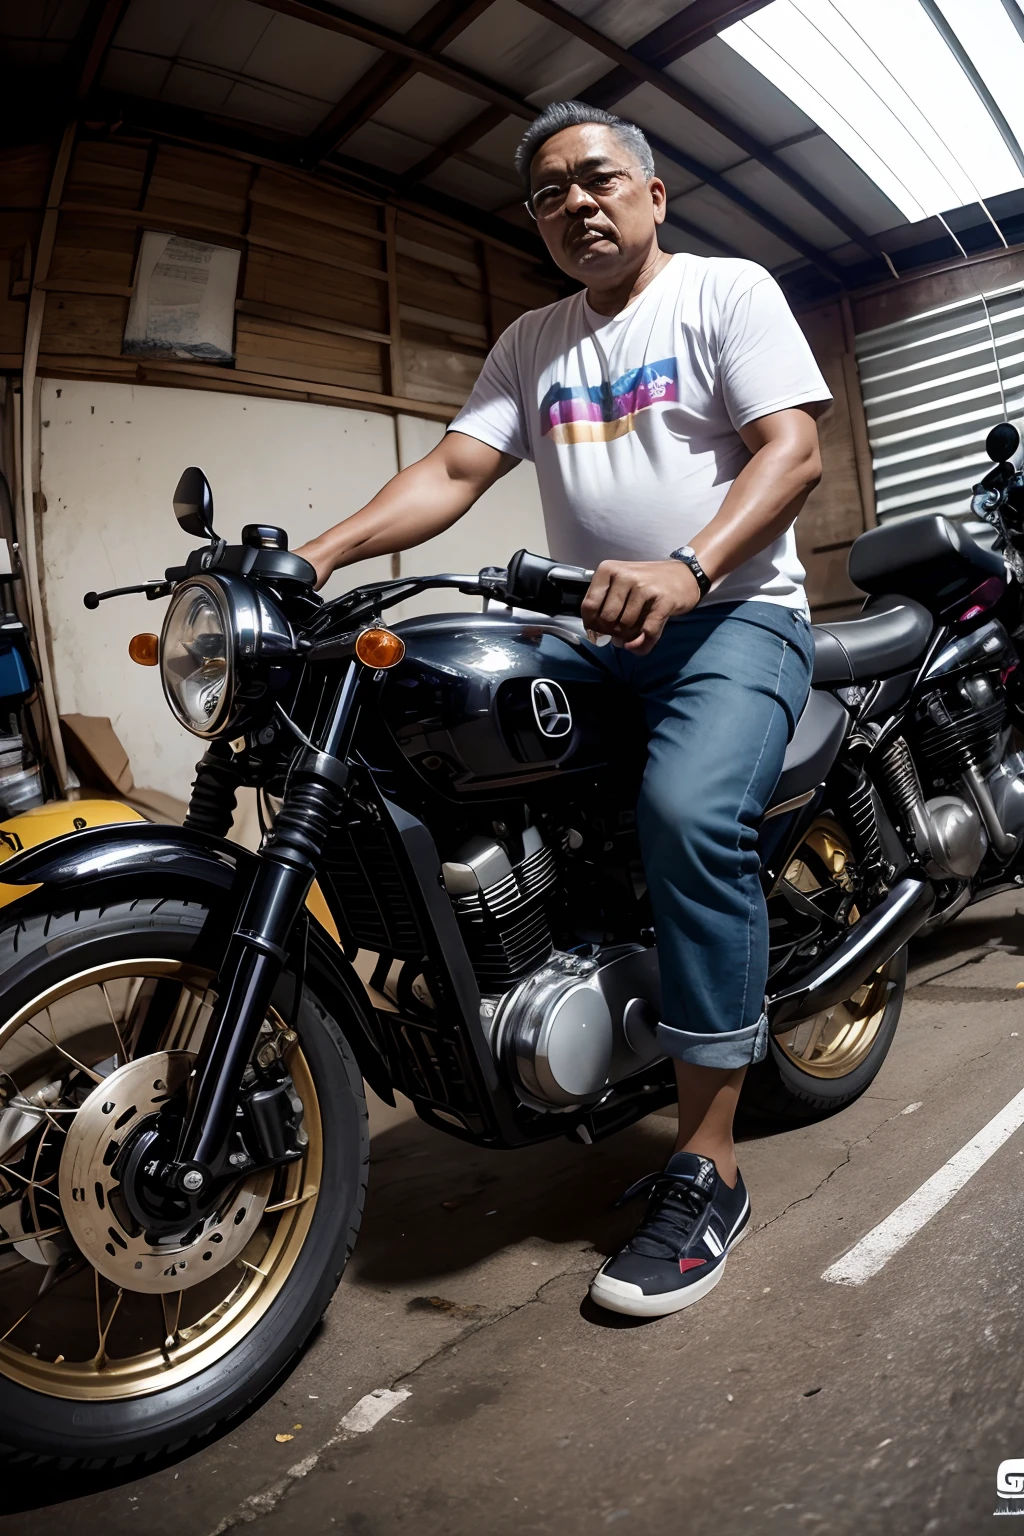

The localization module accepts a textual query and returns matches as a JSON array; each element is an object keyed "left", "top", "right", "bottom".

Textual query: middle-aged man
[{"left": 297, "top": 100, "right": 831, "bottom": 1318}]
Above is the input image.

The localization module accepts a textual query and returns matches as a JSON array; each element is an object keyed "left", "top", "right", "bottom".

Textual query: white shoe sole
[{"left": 589, "top": 1216, "right": 749, "bottom": 1319}]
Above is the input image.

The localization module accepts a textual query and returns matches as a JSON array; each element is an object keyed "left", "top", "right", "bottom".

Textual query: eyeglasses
[{"left": 524, "top": 167, "right": 637, "bottom": 221}]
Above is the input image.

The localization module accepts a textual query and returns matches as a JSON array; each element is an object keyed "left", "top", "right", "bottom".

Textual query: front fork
[{"left": 158, "top": 666, "right": 361, "bottom": 1204}]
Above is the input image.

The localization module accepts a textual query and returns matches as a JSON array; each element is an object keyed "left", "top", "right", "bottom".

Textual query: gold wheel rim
[
  {"left": 0, "top": 961, "right": 321, "bottom": 1400},
  {"left": 773, "top": 818, "right": 897, "bottom": 1081}
]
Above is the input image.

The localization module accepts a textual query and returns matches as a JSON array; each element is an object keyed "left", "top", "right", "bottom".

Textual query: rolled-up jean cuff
[{"left": 657, "top": 1011, "right": 769, "bottom": 1070}]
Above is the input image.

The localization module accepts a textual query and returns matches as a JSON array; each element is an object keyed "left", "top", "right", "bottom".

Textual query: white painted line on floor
[
  {"left": 207, "top": 1386, "right": 412, "bottom": 1533},
  {"left": 340, "top": 1387, "right": 411, "bottom": 1434},
  {"left": 823, "top": 1083, "right": 1024, "bottom": 1286}
]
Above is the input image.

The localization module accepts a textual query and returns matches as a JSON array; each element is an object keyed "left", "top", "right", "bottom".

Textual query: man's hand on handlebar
[{"left": 581, "top": 559, "right": 702, "bottom": 655}]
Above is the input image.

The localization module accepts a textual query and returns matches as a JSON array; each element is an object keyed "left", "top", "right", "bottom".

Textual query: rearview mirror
[
  {"left": 173, "top": 466, "right": 217, "bottom": 540},
  {"left": 986, "top": 421, "right": 1024, "bottom": 470}
]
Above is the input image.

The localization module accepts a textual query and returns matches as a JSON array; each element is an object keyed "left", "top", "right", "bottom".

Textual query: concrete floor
[{"left": 6, "top": 892, "right": 1024, "bottom": 1534}]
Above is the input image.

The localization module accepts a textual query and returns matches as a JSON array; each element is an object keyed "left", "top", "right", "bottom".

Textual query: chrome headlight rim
[
  {"left": 160, "top": 576, "right": 241, "bottom": 739},
  {"left": 159, "top": 574, "right": 295, "bottom": 740}
]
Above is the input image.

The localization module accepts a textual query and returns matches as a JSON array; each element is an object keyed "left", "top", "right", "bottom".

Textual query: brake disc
[{"left": 58, "top": 1051, "right": 272, "bottom": 1294}]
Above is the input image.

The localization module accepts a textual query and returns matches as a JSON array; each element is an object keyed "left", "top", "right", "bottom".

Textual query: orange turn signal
[
  {"left": 128, "top": 633, "right": 159, "bottom": 666},
  {"left": 354, "top": 627, "right": 405, "bottom": 669}
]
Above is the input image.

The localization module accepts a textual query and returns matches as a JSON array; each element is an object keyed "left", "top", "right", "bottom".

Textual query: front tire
[{"left": 0, "top": 899, "right": 368, "bottom": 1468}]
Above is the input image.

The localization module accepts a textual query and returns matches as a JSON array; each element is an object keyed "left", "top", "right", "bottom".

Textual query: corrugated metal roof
[
  {"left": 666, "top": 35, "right": 811, "bottom": 142},
  {"left": 0, "top": 0, "right": 90, "bottom": 68},
  {"left": 6, "top": 0, "right": 1024, "bottom": 294},
  {"left": 442, "top": 0, "right": 610, "bottom": 103}
]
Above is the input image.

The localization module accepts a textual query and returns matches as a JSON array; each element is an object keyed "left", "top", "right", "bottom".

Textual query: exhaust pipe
[{"left": 768, "top": 876, "right": 935, "bottom": 1030}]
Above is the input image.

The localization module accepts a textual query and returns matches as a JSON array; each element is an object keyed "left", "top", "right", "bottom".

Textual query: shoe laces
[{"left": 617, "top": 1170, "right": 712, "bottom": 1261}]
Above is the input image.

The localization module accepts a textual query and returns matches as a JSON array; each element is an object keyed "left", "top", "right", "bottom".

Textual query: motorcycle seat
[
  {"left": 849, "top": 513, "right": 1002, "bottom": 598},
  {"left": 811, "top": 594, "right": 933, "bottom": 686},
  {"left": 771, "top": 687, "right": 849, "bottom": 808}
]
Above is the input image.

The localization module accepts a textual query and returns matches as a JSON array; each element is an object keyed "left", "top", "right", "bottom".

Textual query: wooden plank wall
[
  {"left": 0, "top": 134, "right": 566, "bottom": 420},
  {"left": 795, "top": 298, "right": 876, "bottom": 619},
  {"left": 0, "top": 132, "right": 903, "bottom": 616}
]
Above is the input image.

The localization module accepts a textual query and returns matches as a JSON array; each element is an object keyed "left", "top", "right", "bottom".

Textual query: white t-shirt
[{"left": 449, "top": 253, "right": 831, "bottom": 610}]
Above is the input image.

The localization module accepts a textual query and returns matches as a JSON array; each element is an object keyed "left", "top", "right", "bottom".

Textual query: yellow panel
[
  {"left": 0, "top": 798, "right": 143, "bottom": 861},
  {"left": 0, "top": 799, "right": 342, "bottom": 950},
  {"left": 0, "top": 798, "right": 144, "bottom": 909},
  {"left": 305, "top": 879, "right": 341, "bottom": 946}
]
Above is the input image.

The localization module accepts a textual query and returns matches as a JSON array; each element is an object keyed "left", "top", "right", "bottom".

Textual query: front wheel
[
  {"left": 742, "top": 817, "right": 908, "bottom": 1128},
  {"left": 0, "top": 899, "right": 368, "bottom": 1468}
]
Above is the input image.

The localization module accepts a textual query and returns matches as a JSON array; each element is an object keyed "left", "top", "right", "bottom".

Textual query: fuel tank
[{"left": 381, "top": 611, "right": 644, "bottom": 798}]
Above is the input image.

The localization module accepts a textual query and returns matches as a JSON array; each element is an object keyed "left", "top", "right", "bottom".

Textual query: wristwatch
[{"left": 670, "top": 545, "right": 711, "bottom": 600}]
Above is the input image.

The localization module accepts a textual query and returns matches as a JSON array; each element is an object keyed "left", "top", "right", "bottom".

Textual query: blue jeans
[{"left": 566, "top": 601, "right": 814, "bottom": 1070}]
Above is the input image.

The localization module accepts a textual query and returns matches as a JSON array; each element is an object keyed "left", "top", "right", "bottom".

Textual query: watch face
[{"left": 672, "top": 547, "right": 709, "bottom": 594}]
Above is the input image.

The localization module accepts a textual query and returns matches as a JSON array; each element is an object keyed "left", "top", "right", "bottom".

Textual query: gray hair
[{"left": 513, "top": 101, "right": 656, "bottom": 192}]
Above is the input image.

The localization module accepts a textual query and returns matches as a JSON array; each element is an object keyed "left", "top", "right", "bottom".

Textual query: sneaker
[{"left": 589, "top": 1152, "right": 750, "bottom": 1318}]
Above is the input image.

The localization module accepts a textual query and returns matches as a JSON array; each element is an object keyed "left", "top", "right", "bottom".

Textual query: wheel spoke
[
  {"left": 100, "top": 982, "right": 130, "bottom": 1065},
  {"left": 160, "top": 1290, "right": 182, "bottom": 1352},
  {"left": 0, "top": 1305, "right": 34, "bottom": 1345},
  {"left": 0, "top": 1247, "right": 80, "bottom": 1342},
  {"left": 92, "top": 1271, "right": 123, "bottom": 1370},
  {"left": 0, "top": 1224, "right": 65, "bottom": 1252},
  {"left": 27, "top": 1119, "right": 51, "bottom": 1246},
  {"left": 25, "top": 1013, "right": 103, "bottom": 1085},
  {"left": 264, "top": 1186, "right": 318, "bottom": 1215},
  {"left": 797, "top": 1007, "right": 833, "bottom": 1063}
]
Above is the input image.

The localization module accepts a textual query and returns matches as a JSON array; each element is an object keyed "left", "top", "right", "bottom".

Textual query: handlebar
[
  {"left": 502, "top": 549, "right": 594, "bottom": 617},
  {"left": 82, "top": 547, "right": 595, "bottom": 628}
]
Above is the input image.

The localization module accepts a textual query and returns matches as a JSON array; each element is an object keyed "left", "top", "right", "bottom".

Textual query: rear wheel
[
  {"left": 0, "top": 899, "right": 367, "bottom": 1468},
  {"left": 742, "top": 817, "right": 907, "bottom": 1128}
]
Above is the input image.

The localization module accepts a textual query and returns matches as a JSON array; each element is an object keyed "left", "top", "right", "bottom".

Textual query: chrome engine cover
[
  {"left": 494, "top": 945, "right": 662, "bottom": 1108},
  {"left": 919, "top": 793, "right": 988, "bottom": 879},
  {"left": 987, "top": 749, "right": 1024, "bottom": 842}
]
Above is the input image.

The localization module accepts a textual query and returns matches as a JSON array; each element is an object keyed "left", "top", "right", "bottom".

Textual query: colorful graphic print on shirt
[{"left": 539, "top": 357, "right": 679, "bottom": 445}]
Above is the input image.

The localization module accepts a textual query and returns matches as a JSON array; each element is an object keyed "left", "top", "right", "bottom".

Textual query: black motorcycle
[{"left": 2, "top": 422, "right": 1023, "bottom": 1465}]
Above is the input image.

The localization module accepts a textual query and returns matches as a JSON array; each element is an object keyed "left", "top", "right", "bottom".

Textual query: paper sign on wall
[{"left": 123, "top": 232, "right": 240, "bottom": 361}]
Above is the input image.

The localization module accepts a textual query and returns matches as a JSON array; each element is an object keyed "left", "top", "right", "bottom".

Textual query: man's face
[{"left": 526, "top": 123, "right": 666, "bottom": 282}]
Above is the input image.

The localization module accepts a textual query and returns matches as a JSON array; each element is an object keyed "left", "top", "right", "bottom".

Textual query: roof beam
[
  {"left": 302, "top": 0, "right": 495, "bottom": 168},
  {"left": 387, "top": 0, "right": 848, "bottom": 279},
  {"left": 644, "top": 128, "right": 845, "bottom": 284},
  {"left": 74, "top": 0, "right": 132, "bottom": 102},
  {"left": 517, "top": 0, "right": 883, "bottom": 263},
  {"left": 640, "top": 0, "right": 779, "bottom": 61},
  {"left": 247, "top": 0, "right": 533, "bottom": 123},
  {"left": 83, "top": 90, "right": 547, "bottom": 260},
  {"left": 583, "top": 0, "right": 777, "bottom": 107},
  {"left": 919, "top": 0, "right": 1024, "bottom": 182},
  {"left": 406, "top": 99, "right": 843, "bottom": 283},
  {"left": 664, "top": 210, "right": 745, "bottom": 260},
  {"left": 396, "top": 104, "right": 508, "bottom": 191},
  {"left": 93, "top": 0, "right": 846, "bottom": 283}
]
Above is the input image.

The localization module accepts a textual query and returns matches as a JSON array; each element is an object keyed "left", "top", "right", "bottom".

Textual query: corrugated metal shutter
[{"left": 855, "top": 282, "right": 1024, "bottom": 524}]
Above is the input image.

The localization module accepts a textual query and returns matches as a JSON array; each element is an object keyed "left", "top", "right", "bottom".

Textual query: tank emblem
[{"left": 531, "top": 679, "right": 572, "bottom": 738}]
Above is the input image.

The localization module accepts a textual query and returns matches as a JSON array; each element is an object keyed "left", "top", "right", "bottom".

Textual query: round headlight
[{"left": 160, "top": 581, "right": 234, "bottom": 737}]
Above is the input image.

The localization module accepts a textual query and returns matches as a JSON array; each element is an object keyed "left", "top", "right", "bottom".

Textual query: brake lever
[{"left": 83, "top": 580, "right": 173, "bottom": 610}]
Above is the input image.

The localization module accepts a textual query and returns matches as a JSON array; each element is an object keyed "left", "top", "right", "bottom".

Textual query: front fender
[
  {"left": 0, "top": 816, "right": 394, "bottom": 1103},
  {"left": 0, "top": 818, "right": 244, "bottom": 903}
]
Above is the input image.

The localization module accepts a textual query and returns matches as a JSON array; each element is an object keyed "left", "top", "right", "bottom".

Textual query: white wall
[
  {"left": 392, "top": 415, "right": 548, "bottom": 620},
  {"left": 38, "top": 380, "right": 546, "bottom": 800}
]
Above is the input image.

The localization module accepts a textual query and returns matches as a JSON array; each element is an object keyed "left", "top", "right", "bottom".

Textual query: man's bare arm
[
  {"left": 295, "top": 431, "right": 517, "bottom": 589},
  {"left": 691, "top": 404, "right": 823, "bottom": 587},
  {"left": 581, "top": 405, "right": 823, "bottom": 654}
]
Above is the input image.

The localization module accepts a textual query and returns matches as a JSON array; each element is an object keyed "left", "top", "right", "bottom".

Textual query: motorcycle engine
[
  {"left": 442, "top": 828, "right": 663, "bottom": 1108},
  {"left": 895, "top": 618, "right": 1024, "bottom": 873}
]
